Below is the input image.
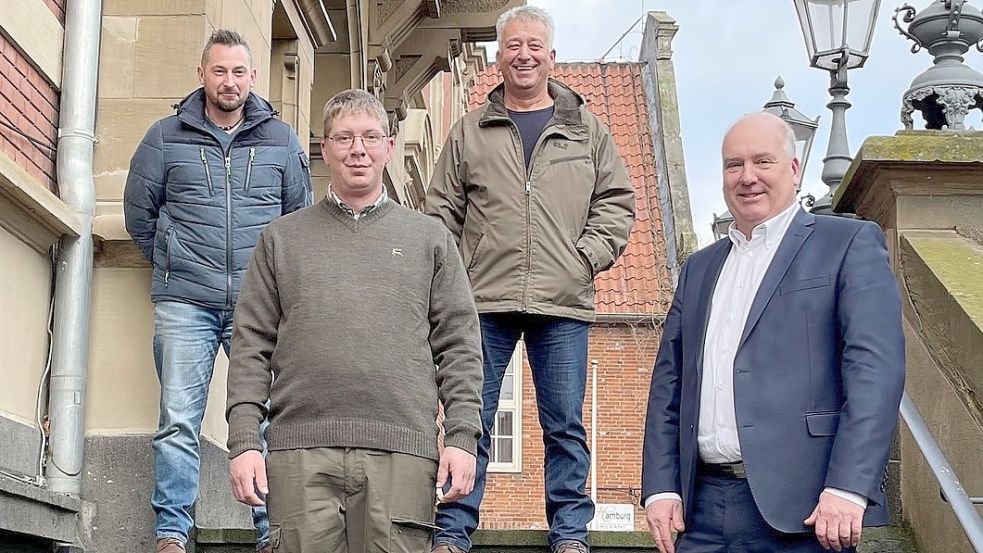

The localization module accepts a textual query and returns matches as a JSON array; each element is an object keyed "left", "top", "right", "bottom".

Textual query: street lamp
[
  {"left": 763, "top": 76, "right": 821, "bottom": 191},
  {"left": 794, "top": 0, "right": 882, "bottom": 213},
  {"left": 712, "top": 77, "right": 820, "bottom": 240}
]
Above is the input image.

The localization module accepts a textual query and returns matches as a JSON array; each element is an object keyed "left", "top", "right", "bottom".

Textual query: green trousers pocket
[{"left": 389, "top": 517, "right": 439, "bottom": 553}]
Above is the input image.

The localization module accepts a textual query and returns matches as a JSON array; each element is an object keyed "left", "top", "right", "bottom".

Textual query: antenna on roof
[{"left": 599, "top": 15, "right": 644, "bottom": 61}]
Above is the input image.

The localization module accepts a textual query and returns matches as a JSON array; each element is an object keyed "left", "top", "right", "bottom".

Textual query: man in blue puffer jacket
[{"left": 123, "top": 29, "right": 311, "bottom": 553}]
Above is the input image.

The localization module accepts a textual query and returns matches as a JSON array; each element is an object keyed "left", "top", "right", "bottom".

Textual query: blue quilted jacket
[{"left": 123, "top": 89, "right": 312, "bottom": 309}]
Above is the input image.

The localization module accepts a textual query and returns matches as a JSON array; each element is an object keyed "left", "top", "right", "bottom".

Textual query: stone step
[
  {"left": 472, "top": 529, "right": 652, "bottom": 552},
  {"left": 195, "top": 526, "right": 921, "bottom": 553},
  {"left": 858, "top": 525, "right": 919, "bottom": 553}
]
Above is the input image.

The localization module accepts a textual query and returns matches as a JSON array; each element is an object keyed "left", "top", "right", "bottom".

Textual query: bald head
[{"left": 723, "top": 113, "right": 796, "bottom": 160}]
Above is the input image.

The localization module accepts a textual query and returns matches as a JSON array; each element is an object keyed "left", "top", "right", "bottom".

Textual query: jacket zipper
[
  {"left": 244, "top": 147, "right": 256, "bottom": 193},
  {"left": 515, "top": 121, "right": 556, "bottom": 311},
  {"left": 200, "top": 148, "right": 214, "bottom": 195},
  {"left": 163, "top": 227, "right": 174, "bottom": 287},
  {"left": 508, "top": 123, "right": 533, "bottom": 311},
  {"left": 224, "top": 154, "right": 233, "bottom": 308}
]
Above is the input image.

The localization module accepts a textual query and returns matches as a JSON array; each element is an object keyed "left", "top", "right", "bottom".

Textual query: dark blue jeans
[
  {"left": 434, "top": 312, "right": 593, "bottom": 551},
  {"left": 677, "top": 473, "right": 855, "bottom": 553},
  {"left": 152, "top": 301, "right": 269, "bottom": 549}
]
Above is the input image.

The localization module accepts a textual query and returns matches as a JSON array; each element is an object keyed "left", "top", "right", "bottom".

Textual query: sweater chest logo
[{"left": 391, "top": 248, "right": 403, "bottom": 257}]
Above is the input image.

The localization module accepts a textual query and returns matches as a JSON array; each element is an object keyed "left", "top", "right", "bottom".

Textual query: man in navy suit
[{"left": 641, "top": 113, "right": 905, "bottom": 553}]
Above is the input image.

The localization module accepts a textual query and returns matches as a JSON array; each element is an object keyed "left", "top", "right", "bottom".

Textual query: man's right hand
[
  {"left": 229, "top": 450, "right": 267, "bottom": 507},
  {"left": 645, "top": 498, "right": 685, "bottom": 553}
]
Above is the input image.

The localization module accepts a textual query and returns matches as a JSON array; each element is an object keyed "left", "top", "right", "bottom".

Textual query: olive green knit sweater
[{"left": 226, "top": 198, "right": 482, "bottom": 460}]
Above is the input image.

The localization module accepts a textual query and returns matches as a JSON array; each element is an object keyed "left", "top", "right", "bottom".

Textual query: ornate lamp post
[
  {"left": 895, "top": 0, "right": 983, "bottom": 130},
  {"left": 794, "top": 0, "right": 882, "bottom": 214},
  {"left": 712, "top": 77, "right": 820, "bottom": 240},
  {"left": 763, "top": 76, "right": 821, "bottom": 194}
]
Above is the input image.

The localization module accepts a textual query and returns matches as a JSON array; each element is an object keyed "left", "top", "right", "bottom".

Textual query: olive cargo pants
[{"left": 266, "top": 447, "right": 439, "bottom": 553}]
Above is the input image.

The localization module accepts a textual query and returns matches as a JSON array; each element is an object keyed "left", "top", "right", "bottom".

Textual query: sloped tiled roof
[{"left": 469, "top": 63, "right": 674, "bottom": 315}]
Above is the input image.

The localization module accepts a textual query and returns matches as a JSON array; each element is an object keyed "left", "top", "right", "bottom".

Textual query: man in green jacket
[
  {"left": 227, "top": 89, "right": 483, "bottom": 553},
  {"left": 424, "top": 6, "right": 635, "bottom": 553}
]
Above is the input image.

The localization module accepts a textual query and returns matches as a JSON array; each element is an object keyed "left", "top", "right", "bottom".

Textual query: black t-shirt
[{"left": 508, "top": 106, "right": 555, "bottom": 173}]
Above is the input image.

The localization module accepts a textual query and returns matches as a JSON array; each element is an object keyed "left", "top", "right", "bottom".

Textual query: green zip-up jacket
[{"left": 424, "top": 79, "right": 635, "bottom": 322}]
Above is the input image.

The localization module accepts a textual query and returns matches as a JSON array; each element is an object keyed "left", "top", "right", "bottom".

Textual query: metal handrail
[{"left": 899, "top": 392, "right": 983, "bottom": 551}]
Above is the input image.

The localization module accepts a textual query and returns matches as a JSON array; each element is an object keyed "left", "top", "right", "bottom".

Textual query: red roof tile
[{"left": 468, "top": 63, "right": 675, "bottom": 315}]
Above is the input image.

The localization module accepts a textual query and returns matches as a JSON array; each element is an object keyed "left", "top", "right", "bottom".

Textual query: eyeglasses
[{"left": 327, "top": 132, "right": 388, "bottom": 149}]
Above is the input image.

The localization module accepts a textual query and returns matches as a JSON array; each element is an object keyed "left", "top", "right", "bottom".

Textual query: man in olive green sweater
[{"left": 226, "top": 89, "right": 483, "bottom": 553}]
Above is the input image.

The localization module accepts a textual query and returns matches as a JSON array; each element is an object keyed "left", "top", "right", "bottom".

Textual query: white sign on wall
[{"left": 590, "top": 503, "right": 635, "bottom": 531}]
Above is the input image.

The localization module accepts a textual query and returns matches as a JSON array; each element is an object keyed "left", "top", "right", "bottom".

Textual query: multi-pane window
[{"left": 488, "top": 341, "right": 523, "bottom": 472}]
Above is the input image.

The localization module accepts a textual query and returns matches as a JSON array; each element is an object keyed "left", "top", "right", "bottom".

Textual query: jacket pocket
[
  {"left": 243, "top": 147, "right": 256, "bottom": 194},
  {"left": 574, "top": 241, "right": 595, "bottom": 281},
  {"left": 780, "top": 274, "right": 831, "bottom": 295},
  {"left": 467, "top": 233, "right": 487, "bottom": 272},
  {"left": 805, "top": 412, "right": 840, "bottom": 437},
  {"left": 199, "top": 147, "right": 214, "bottom": 195},
  {"left": 163, "top": 227, "right": 175, "bottom": 288},
  {"left": 548, "top": 154, "right": 591, "bottom": 165}
]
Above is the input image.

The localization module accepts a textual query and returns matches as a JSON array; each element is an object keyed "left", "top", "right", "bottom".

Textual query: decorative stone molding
[
  {"left": 902, "top": 85, "right": 983, "bottom": 130},
  {"left": 402, "top": 108, "right": 435, "bottom": 206},
  {"left": 384, "top": 28, "right": 461, "bottom": 121},
  {"left": 320, "top": 0, "right": 515, "bottom": 124},
  {"left": 419, "top": 0, "right": 523, "bottom": 42},
  {"left": 441, "top": 0, "right": 512, "bottom": 14}
]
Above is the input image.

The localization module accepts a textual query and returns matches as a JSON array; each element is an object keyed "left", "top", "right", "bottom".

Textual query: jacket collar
[
  {"left": 176, "top": 88, "right": 274, "bottom": 134},
  {"left": 479, "top": 78, "right": 586, "bottom": 128}
]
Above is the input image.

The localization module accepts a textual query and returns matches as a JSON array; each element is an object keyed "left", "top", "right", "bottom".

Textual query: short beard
[
  {"left": 217, "top": 97, "right": 246, "bottom": 112},
  {"left": 209, "top": 91, "right": 246, "bottom": 113}
]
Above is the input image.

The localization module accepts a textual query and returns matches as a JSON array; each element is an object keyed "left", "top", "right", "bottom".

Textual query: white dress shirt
[{"left": 645, "top": 201, "right": 866, "bottom": 510}]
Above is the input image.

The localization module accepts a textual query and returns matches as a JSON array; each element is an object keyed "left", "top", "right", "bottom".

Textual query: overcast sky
[{"left": 486, "top": 0, "right": 980, "bottom": 246}]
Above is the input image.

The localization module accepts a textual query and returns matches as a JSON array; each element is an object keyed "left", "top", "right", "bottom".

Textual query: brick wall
[
  {"left": 0, "top": 33, "right": 59, "bottom": 192},
  {"left": 480, "top": 322, "right": 662, "bottom": 533},
  {"left": 43, "top": 0, "right": 66, "bottom": 24}
]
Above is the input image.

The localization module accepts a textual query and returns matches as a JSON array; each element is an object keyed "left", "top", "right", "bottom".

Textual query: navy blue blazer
[{"left": 641, "top": 209, "right": 905, "bottom": 533}]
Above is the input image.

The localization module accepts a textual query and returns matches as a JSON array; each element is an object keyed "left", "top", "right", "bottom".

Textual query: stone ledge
[
  {"left": 0, "top": 151, "right": 80, "bottom": 253},
  {"left": 0, "top": 473, "right": 80, "bottom": 544},
  {"left": 850, "top": 131, "right": 983, "bottom": 165},
  {"left": 92, "top": 213, "right": 149, "bottom": 268},
  {"left": 472, "top": 529, "right": 655, "bottom": 552},
  {"left": 835, "top": 131, "right": 983, "bottom": 217},
  {"left": 900, "top": 232, "right": 983, "bottom": 426}
]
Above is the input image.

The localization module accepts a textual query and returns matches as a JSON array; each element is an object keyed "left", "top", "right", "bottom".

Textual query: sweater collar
[{"left": 319, "top": 196, "right": 396, "bottom": 230}]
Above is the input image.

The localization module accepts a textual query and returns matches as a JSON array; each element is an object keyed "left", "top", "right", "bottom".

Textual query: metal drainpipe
[
  {"left": 45, "top": 0, "right": 102, "bottom": 496},
  {"left": 347, "top": 0, "right": 364, "bottom": 88}
]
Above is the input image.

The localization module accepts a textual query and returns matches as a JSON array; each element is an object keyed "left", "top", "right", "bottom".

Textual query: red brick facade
[
  {"left": 0, "top": 33, "right": 59, "bottom": 192},
  {"left": 43, "top": 0, "right": 67, "bottom": 24},
  {"left": 480, "top": 323, "right": 662, "bottom": 532}
]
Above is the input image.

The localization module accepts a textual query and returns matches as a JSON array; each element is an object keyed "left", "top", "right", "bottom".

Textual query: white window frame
[{"left": 487, "top": 340, "right": 523, "bottom": 473}]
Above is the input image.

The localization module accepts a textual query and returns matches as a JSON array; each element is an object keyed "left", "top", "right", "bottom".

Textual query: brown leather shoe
[
  {"left": 431, "top": 544, "right": 467, "bottom": 553},
  {"left": 155, "top": 538, "right": 186, "bottom": 553}
]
